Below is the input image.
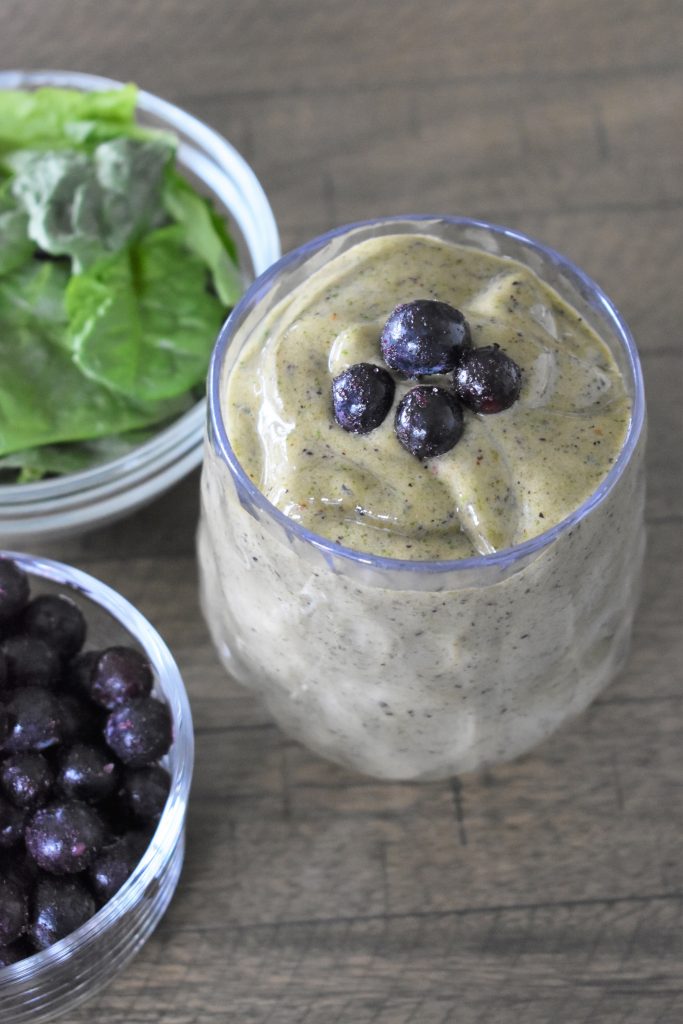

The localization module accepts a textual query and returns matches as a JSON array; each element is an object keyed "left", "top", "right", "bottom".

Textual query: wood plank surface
[{"left": 1, "top": 2, "right": 682, "bottom": 1022}]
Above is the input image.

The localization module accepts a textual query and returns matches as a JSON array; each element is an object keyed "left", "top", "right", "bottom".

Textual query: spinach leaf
[
  {"left": 162, "top": 167, "right": 241, "bottom": 306},
  {"left": 0, "top": 428, "right": 160, "bottom": 482},
  {"left": 0, "top": 258, "right": 189, "bottom": 457},
  {"left": 11, "top": 137, "right": 172, "bottom": 272},
  {"left": 0, "top": 179, "right": 34, "bottom": 275},
  {"left": 65, "top": 224, "right": 226, "bottom": 402},
  {"left": 0, "top": 85, "right": 139, "bottom": 153}
]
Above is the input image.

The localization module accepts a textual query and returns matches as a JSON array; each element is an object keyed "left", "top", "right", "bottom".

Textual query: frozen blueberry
[
  {"left": 121, "top": 765, "right": 170, "bottom": 824},
  {"left": 331, "top": 363, "right": 395, "bottom": 434},
  {"left": 0, "top": 707, "right": 11, "bottom": 748},
  {"left": 21, "top": 594, "right": 86, "bottom": 661},
  {"left": 3, "top": 688, "right": 62, "bottom": 753},
  {"left": 0, "top": 877, "right": 28, "bottom": 946},
  {"left": 380, "top": 299, "right": 472, "bottom": 377},
  {"left": 453, "top": 344, "right": 523, "bottom": 413},
  {"left": 0, "top": 797, "right": 26, "bottom": 849},
  {"left": 25, "top": 800, "right": 104, "bottom": 874},
  {"left": 0, "top": 559, "right": 30, "bottom": 625},
  {"left": 57, "top": 693, "right": 102, "bottom": 747},
  {"left": 30, "top": 876, "right": 96, "bottom": 950},
  {"left": 89, "top": 835, "right": 143, "bottom": 904},
  {"left": 0, "top": 648, "right": 7, "bottom": 693},
  {"left": 57, "top": 743, "right": 118, "bottom": 804},
  {"left": 89, "top": 646, "right": 154, "bottom": 710},
  {"left": 1, "top": 635, "right": 61, "bottom": 689},
  {"left": 395, "top": 386, "right": 465, "bottom": 459},
  {"left": 64, "top": 649, "right": 100, "bottom": 698},
  {"left": 104, "top": 698, "right": 172, "bottom": 768},
  {"left": 1, "top": 753, "right": 53, "bottom": 810}
]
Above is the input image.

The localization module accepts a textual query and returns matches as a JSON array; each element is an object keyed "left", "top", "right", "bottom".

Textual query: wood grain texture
[{"left": 1, "top": 1, "right": 681, "bottom": 1021}]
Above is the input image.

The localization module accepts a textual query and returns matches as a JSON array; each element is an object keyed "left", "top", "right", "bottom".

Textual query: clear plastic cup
[{"left": 198, "top": 216, "right": 646, "bottom": 781}]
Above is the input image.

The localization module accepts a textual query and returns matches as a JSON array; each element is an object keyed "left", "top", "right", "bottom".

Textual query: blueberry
[
  {"left": 0, "top": 707, "right": 11, "bottom": 748},
  {"left": 21, "top": 594, "right": 86, "bottom": 661},
  {"left": 25, "top": 800, "right": 104, "bottom": 874},
  {"left": 0, "top": 797, "right": 26, "bottom": 849},
  {"left": 89, "top": 834, "right": 143, "bottom": 904},
  {"left": 1, "top": 753, "right": 53, "bottom": 810},
  {"left": 121, "top": 765, "right": 170, "bottom": 824},
  {"left": 0, "top": 877, "right": 28, "bottom": 946},
  {"left": 0, "top": 560, "right": 29, "bottom": 625},
  {"left": 57, "top": 743, "right": 118, "bottom": 804},
  {"left": 3, "top": 688, "right": 63, "bottom": 753},
  {"left": 394, "top": 386, "right": 465, "bottom": 459},
  {"left": 0, "top": 649, "right": 7, "bottom": 693},
  {"left": 1, "top": 635, "right": 61, "bottom": 689},
  {"left": 64, "top": 649, "right": 100, "bottom": 698},
  {"left": 331, "top": 363, "right": 395, "bottom": 434},
  {"left": 453, "top": 344, "right": 523, "bottom": 414},
  {"left": 104, "top": 698, "right": 172, "bottom": 768},
  {"left": 380, "top": 299, "right": 472, "bottom": 377},
  {"left": 89, "top": 646, "right": 154, "bottom": 710},
  {"left": 30, "top": 876, "right": 96, "bottom": 950},
  {"left": 57, "top": 693, "right": 102, "bottom": 747}
]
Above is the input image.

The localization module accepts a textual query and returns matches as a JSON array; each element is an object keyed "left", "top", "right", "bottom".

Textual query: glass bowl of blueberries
[{"left": 0, "top": 552, "right": 193, "bottom": 1022}]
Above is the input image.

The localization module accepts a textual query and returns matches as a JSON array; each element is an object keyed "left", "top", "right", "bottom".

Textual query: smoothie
[
  {"left": 198, "top": 218, "right": 645, "bottom": 780},
  {"left": 226, "top": 233, "right": 629, "bottom": 559}
]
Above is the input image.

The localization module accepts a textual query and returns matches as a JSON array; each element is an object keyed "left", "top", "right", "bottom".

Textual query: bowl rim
[
  {"left": 0, "top": 68, "right": 280, "bottom": 503},
  {"left": 208, "top": 213, "right": 646, "bottom": 575},
  {"left": 0, "top": 550, "right": 194, "bottom": 983}
]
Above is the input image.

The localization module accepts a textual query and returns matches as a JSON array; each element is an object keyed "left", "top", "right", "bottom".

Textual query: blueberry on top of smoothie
[
  {"left": 453, "top": 344, "right": 523, "bottom": 414},
  {"left": 332, "top": 363, "right": 395, "bottom": 434},
  {"left": 395, "top": 386, "right": 465, "bottom": 460},
  {"left": 380, "top": 299, "right": 472, "bottom": 377}
]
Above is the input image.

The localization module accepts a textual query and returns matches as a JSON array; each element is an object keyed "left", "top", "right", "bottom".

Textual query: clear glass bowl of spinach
[{"left": 0, "top": 70, "right": 280, "bottom": 540}]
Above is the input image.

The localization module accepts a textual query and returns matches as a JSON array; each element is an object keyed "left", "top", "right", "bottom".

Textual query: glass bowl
[
  {"left": 0, "top": 551, "right": 194, "bottom": 1022},
  {"left": 0, "top": 69, "right": 281, "bottom": 542}
]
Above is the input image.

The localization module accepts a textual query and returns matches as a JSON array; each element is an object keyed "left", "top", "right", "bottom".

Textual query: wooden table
[{"left": 2, "top": 2, "right": 682, "bottom": 1021}]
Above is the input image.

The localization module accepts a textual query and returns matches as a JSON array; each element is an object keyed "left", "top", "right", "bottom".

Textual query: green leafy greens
[{"left": 0, "top": 84, "right": 241, "bottom": 481}]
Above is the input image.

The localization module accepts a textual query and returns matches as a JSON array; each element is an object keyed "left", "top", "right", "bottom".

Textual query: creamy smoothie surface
[{"left": 225, "top": 234, "right": 630, "bottom": 559}]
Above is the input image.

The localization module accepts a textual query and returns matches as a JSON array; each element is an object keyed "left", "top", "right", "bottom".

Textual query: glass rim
[
  {"left": 0, "top": 550, "right": 194, "bottom": 983},
  {"left": 208, "top": 213, "right": 646, "bottom": 575},
  {"left": 0, "top": 68, "right": 280, "bottom": 504}
]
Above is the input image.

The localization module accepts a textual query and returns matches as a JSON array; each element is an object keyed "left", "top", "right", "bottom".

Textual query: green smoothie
[
  {"left": 199, "top": 221, "right": 643, "bottom": 780},
  {"left": 226, "top": 234, "right": 629, "bottom": 559}
]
